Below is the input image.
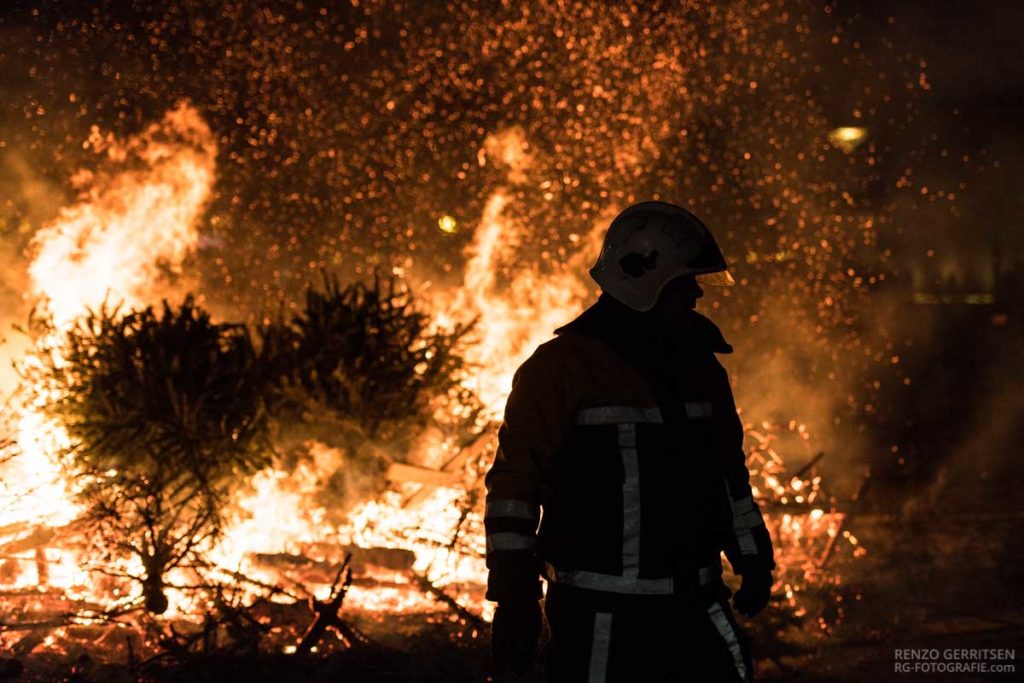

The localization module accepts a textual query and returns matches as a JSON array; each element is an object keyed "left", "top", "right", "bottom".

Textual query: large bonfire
[
  {"left": 0, "top": 0, "right": 936, "bottom": 672},
  {"left": 0, "top": 101, "right": 857, "bottom": 664}
]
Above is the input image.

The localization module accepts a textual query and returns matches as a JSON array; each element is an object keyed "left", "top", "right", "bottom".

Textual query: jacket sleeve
[
  {"left": 714, "top": 361, "right": 776, "bottom": 577},
  {"left": 483, "top": 345, "right": 570, "bottom": 602}
]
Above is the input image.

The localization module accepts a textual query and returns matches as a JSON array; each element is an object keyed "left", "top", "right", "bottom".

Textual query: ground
[{"left": 8, "top": 502, "right": 1021, "bottom": 682}]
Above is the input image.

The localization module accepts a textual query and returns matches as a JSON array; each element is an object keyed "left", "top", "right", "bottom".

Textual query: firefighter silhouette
[{"left": 486, "top": 202, "right": 775, "bottom": 682}]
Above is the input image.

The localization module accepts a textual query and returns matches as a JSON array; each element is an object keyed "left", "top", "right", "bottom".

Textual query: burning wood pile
[
  {"left": 0, "top": 273, "right": 491, "bottom": 663},
  {"left": 0, "top": 283, "right": 859, "bottom": 676}
]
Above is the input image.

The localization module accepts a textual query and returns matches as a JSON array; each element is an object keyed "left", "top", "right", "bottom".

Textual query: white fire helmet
[{"left": 589, "top": 201, "right": 735, "bottom": 312}]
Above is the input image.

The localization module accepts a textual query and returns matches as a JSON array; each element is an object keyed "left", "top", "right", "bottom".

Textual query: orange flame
[
  {"left": 0, "top": 103, "right": 217, "bottom": 600},
  {"left": 28, "top": 102, "right": 215, "bottom": 326}
]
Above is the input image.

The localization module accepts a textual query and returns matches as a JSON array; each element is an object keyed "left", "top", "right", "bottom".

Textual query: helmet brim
[{"left": 696, "top": 269, "right": 736, "bottom": 287}]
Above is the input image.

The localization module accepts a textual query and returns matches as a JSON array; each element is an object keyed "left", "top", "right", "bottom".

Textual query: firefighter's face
[{"left": 655, "top": 275, "right": 704, "bottom": 322}]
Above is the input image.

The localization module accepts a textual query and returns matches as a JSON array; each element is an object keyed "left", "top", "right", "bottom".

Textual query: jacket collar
[{"left": 555, "top": 294, "right": 733, "bottom": 356}]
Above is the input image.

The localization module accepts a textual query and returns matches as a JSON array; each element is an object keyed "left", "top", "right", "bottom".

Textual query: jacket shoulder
[
  {"left": 517, "top": 334, "right": 587, "bottom": 374},
  {"left": 689, "top": 311, "right": 733, "bottom": 354},
  {"left": 510, "top": 334, "right": 612, "bottom": 392}
]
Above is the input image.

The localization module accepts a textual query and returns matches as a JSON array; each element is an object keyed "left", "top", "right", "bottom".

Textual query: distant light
[
  {"left": 911, "top": 292, "right": 994, "bottom": 305},
  {"left": 437, "top": 214, "right": 458, "bottom": 234},
  {"left": 828, "top": 126, "right": 868, "bottom": 152}
]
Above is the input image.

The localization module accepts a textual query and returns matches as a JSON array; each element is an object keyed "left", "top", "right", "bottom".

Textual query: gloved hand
[
  {"left": 492, "top": 600, "right": 542, "bottom": 676},
  {"left": 732, "top": 570, "right": 773, "bottom": 617}
]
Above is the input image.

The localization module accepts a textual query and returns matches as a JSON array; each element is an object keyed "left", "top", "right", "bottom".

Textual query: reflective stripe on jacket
[{"left": 484, "top": 296, "right": 775, "bottom": 602}]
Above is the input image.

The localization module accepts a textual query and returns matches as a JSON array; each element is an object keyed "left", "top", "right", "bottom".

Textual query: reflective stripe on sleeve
[
  {"left": 729, "top": 494, "right": 766, "bottom": 527},
  {"left": 730, "top": 495, "right": 756, "bottom": 515},
  {"left": 734, "top": 531, "right": 758, "bottom": 555},
  {"left": 734, "top": 506, "right": 764, "bottom": 529},
  {"left": 574, "top": 405, "right": 663, "bottom": 425},
  {"left": 484, "top": 499, "right": 540, "bottom": 522},
  {"left": 707, "top": 601, "right": 751, "bottom": 682},
  {"left": 588, "top": 612, "right": 613, "bottom": 683},
  {"left": 725, "top": 480, "right": 764, "bottom": 556},
  {"left": 486, "top": 532, "right": 535, "bottom": 553}
]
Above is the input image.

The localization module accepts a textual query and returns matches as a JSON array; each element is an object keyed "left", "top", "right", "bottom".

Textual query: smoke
[
  {"left": 723, "top": 278, "right": 897, "bottom": 500},
  {"left": 901, "top": 330, "right": 1024, "bottom": 516}
]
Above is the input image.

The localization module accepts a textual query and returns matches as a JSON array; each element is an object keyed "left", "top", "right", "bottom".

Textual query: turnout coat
[{"left": 484, "top": 295, "right": 774, "bottom": 603}]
